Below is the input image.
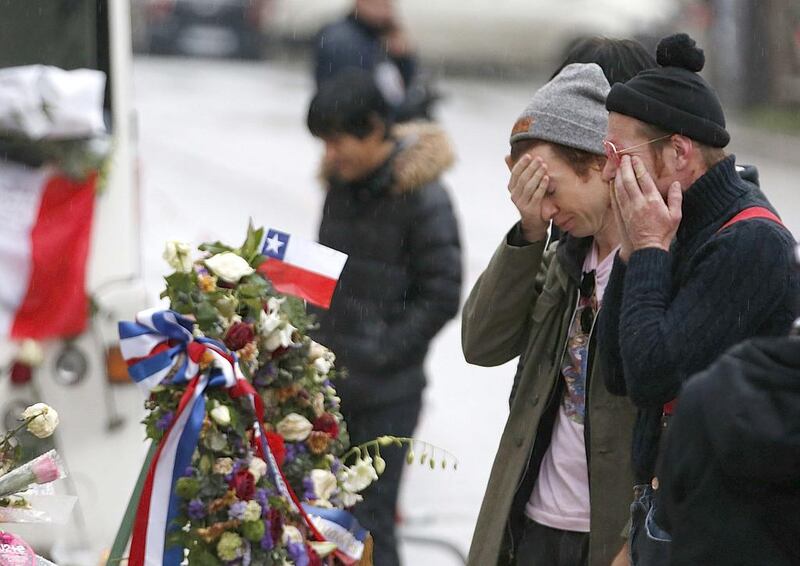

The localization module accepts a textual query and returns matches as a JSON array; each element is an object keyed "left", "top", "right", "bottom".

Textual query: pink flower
[{"left": 32, "top": 453, "right": 61, "bottom": 484}]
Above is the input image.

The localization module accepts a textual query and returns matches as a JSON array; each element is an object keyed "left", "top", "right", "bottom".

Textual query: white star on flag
[{"left": 265, "top": 234, "right": 285, "bottom": 255}]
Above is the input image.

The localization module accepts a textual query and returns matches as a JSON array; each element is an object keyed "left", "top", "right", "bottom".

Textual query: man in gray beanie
[{"left": 462, "top": 62, "right": 637, "bottom": 566}]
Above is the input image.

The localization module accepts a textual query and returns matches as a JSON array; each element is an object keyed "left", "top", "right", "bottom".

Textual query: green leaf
[
  {"left": 198, "top": 241, "right": 234, "bottom": 255},
  {"left": 241, "top": 222, "right": 265, "bottom": 263}
]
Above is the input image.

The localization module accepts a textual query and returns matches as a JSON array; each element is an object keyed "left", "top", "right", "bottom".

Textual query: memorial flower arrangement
[{"left": 119, "top": 225, "right": 455, "bottom": 566}]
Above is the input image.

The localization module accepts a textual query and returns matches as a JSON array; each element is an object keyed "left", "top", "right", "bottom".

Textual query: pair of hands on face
[
  {"left": 507, "top": 154, "right": 551, "bottom": 243},
  {"left": 611, "top": 155, "right": 683, "bottom": 261}
]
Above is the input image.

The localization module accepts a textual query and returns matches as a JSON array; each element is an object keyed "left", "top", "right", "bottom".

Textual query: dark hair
[
  {"left": 551, "top": 37, "right": 657, "bottom": 85},
  {"left": 307, "top": 69, "right": 392, "bottom": 139},
  {"left": 510, "top": 138, "right": 604, "bottom": 180}
]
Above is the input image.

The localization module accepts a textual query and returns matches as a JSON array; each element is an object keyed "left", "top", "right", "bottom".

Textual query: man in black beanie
[{"left": 595, "top": 33, "right": 799, "bottom": 560}]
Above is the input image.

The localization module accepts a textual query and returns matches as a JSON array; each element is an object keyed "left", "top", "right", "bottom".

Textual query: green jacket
[{"left": 462, "top": 229, "right": 636, "bottom": 566}]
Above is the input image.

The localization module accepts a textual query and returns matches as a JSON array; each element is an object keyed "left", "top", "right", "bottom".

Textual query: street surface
[{"left": 125, "top": 55, "right": 800, "bottom": 564}]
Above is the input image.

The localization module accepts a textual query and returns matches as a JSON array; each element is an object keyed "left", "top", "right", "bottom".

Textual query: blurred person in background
[
  {"left": 312, "top": 0, "right": 436, "bottom": 122},
  {"left": 463, "top": 40, "right": 657, "bottom": 566},
  {"left": 306, "top": 69, "right": 461, "bottom": 566},
  {"left": 658, "top": 286, "right": 800, "bottom": 566},
  {"left": 597, "top": 33, "right": 799, "bottom": 564}
]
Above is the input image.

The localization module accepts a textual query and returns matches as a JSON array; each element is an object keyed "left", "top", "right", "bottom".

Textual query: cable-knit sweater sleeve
[
  {"left": 618, "top": 221, "right": 795, "bottom": 409},
  {"left": 596, "top": 254, "right": 628, "bottom": 396}
]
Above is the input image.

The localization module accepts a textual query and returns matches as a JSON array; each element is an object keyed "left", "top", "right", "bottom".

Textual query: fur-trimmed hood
[
  {"left": 321, "top": 121, "right": 455, "bottom": 195},
  {"left": 389, "top": 121, "right": 455, "bottom": 194}
]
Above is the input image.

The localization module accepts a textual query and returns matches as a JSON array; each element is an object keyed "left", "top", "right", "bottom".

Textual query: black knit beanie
[{"left": 606, "top": 33, "right": 730, "bottom": 148}]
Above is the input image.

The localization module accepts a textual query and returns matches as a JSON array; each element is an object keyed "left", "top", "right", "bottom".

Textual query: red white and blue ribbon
[
  {"left": 119, "top": 308, "right": 327, "bottom": 566},
  {"left": 303, "top": 504, "right": 368, "bottom": 562}
]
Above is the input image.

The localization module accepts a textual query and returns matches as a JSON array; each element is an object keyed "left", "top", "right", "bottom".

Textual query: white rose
[
  {"left": 22, "top": 403, "right": 59, "bottom": 439},
  {"left": 310, "top": 469, "right": 338, "bottom": 502},
  {"left": 282, "top": 525, "right": 304, "bottom": 545},
  {"left": 163, "top": 240, "right": 193, "bottom": 273},
  {"left": 264, "top": 324, "right": 295, "bottom": 352},
  {"left": 210, "top": 405, "right": 231, "bottom": 427},
  {"left": 205, "top": 252, "right": 255, "bottom": 283},
  {"left": 213, "top": 457, "right": 234, "bottom": 475},
  {"left": 313, "top": 356, "right": 333, "bottom": 376},
  {"left": 308, "top": 341, "right": 327, "bottom": 361},
  {"left": 17, "top": 340, "right": 44, "bottom": 367},
  {"left": 276, "top": 413, "right": 313, "bottom": 441},
  {"left": 340, "top": 456, "right": 379, "bottom": 493},
  {"left": 249, "top": 457, "right": 267, "bottom": 482}
]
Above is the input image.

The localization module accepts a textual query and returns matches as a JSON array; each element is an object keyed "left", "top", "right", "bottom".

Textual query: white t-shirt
[{"left": 525, "top": 243, "right": 617, "bottom": 532}]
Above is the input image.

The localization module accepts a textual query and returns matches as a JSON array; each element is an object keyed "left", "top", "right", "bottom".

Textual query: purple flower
[
  {"left": 188, "top": 498, "right": 206, "bottom": 520},
  {"left": 183, "top": 466, "right": 197, "bottom": 477},
  {"left": 329, "top": 458, "right": 341, "bottom": 476},
  {"left": 302, "top": 476, "right": 316, "bottom": 501},
  {"left": 260, "top": 522, "right": 274, "bottom": 551},
  {"left": 255, "top": 488, "right": 269, "bottom": 512},
  {"left": 284, "top": 442, "right": 307, "bottom": 463},
  {"left": 156, "top": 411, "right": 174, "bottom": 431},
  {"left": 228, "top": 500, "right": 247, "bottom": 521},
  {"left": 287, "top": 542, "right": 309, "bottom": 566}
]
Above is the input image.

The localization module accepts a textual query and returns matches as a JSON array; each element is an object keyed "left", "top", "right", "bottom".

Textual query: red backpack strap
[
  {"left": 664, "top": 208, "right": 784, "bottom": 418},
  {"left": 717, "top": 206, "right": 783, "bottom": 233}
]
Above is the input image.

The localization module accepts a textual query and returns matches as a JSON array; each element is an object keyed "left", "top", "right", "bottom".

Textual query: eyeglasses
[{"left": 602, "top": 134, "right": 672, "bottom": 167}]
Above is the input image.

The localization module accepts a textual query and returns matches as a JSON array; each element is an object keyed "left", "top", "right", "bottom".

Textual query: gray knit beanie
[{"left": 509, "top": 63, "right": 610, "bottom": 156}]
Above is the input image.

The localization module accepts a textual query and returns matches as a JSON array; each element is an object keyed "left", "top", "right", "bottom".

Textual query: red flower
[
  {"left": 268, "top": 508, "right": 283, "bottom": 543},
  {"left": 224, "top": 322, "right": 255, "bottom": 351},
  {"left": 266, "top": 431, "right": 286, "bottom": 467},
  {"left": 312, "top": 413, "right": 339, "bottom": 438},
  {"left": 9, "top": 362, "right": 32, "bottom": 386},
  {"left": 229, "top": 469, "right": 256, "bottom": 500}
]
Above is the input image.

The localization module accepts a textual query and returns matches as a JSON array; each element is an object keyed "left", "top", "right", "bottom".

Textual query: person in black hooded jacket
[
  {"left": 658, "top": 330, "right": 800, "bottom": 566},
  {"left": 306, "top": 69, "right": 461, "bottom": 566}
]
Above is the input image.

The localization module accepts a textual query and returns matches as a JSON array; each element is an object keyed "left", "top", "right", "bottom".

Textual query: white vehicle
[
  {"left": 0, "top": 1, "right": 147, "bottom": 563},
  {"left": 267, "top": 0, "right": 680, "bottom": 69}
]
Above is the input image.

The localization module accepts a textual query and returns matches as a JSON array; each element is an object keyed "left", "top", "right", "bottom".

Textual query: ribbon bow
[{"left": 119, "top": 309, "right": 331, "bottom": 566}]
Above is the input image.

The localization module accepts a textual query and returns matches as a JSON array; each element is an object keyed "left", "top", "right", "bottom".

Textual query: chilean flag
[
  {"left": 0, "top": 161, "right": 95, "bottom": 339},
  {"left": 257, "top": 229, "right": 347, "bottom": 309}
]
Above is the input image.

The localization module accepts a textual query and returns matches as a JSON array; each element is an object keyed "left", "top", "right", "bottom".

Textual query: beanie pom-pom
[{"left": 656, "top": 33, "right": 705, "bottom": 72}]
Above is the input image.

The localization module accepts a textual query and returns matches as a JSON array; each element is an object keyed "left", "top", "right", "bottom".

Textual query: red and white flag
[
  {"left": 257, "top": 228, "right": 347, "bottom": 309},
  {"left": 0, "top": 161, "right": 95, "bottom": 339}
]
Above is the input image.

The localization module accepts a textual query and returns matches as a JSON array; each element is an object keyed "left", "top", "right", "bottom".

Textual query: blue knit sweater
[{"left": 597, "top": 155, "right": 799, "bottom": 481}]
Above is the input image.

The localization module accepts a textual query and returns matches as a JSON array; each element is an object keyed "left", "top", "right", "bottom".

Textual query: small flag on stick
[{"left": 258, "top": 229, "right": 347, "bottom": 309}]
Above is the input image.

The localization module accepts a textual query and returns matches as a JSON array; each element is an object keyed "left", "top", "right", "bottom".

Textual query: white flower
[
  {"left": 313, "top": 356, "right": 333, "bottom": 376},
  {"left": 163, "top": 240, "right": 193, "bottom": 272},
  {"left": 276, "top": 413, "right": 313, "bottom": 441},
  {"left": 338, "top": 490, "right": 363, "bottom": 508},
  {"left": 259, "top": 307, "right": 282, "bottom": 335},
  {"left": 308, "top": 341, "right": 327, "bottom": 361},
  {"left": 243, "top": 500, "right": 262, "bottom": 522},
  {"left": 282, "top": 525, "right": 304, "bottom": 545},
  {"left": 340, "top": 456, "right": 379, "bottom": 493},
  {"left": 248, "top": 457, "right": 267, "bottom": 482},
  {"left": 205, "top": 252, "right": 255, "bottom": 283},
  {"left": 210, "top": 405, "right": 231, "bottom": 427},
  {"left": 17, "top": 340, "right": 44, "bottom": 367},
  {"left": 264, "top": 323, "right": 296, "bottom": 352},
  {"left": 311, "top": 392, "right": 326, "bottom": 417},
  {"left": 310, "top": 469, "right": 338, "bottom": 502},
  {"left": 213, "top": 457, "right": 234, "bottom": 475},
  {"left": 22, "top": 403, "right": 59, "bottom": 439}
]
